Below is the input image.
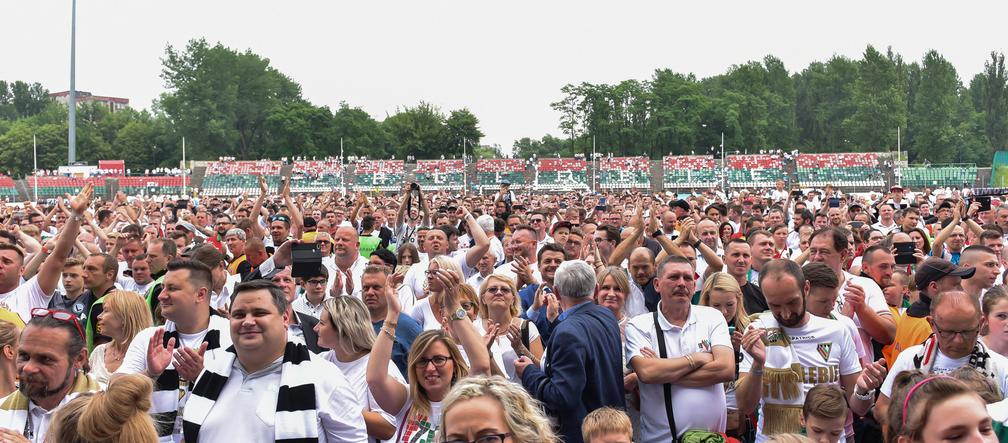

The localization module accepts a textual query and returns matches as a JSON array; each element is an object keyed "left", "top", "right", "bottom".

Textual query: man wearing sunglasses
[
  {"left": 0, "top": 308, "right": 99, "bottom": 441},
  {"left": 0, "top": 184, "right": 91, "bottom": 323}
]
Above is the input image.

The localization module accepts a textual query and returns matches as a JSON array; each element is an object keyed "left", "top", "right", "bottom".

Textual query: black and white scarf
[
  {"left": 151, "top": 315, "right": 229, "bottom": 442},
  {"left": 182, "top": 340, "right": 318, "bottom": 443},
  {"left": 912, "top": 334, "right": 1002, "bottom": 381}
]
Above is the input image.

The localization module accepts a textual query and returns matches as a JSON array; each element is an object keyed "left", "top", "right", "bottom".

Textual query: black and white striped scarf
[
  {"left": 151, "top": 315, "right": 229, "bottom": 442},
  {"left": 182, "top": 340, "right": 318, "bottom": 443}
]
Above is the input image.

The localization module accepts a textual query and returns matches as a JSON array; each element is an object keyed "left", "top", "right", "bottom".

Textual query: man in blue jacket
[{"left": 515, "top": 260, "right": 626, "bottom": 443}]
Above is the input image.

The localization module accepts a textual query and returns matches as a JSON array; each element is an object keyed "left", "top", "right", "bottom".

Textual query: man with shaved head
[
  {"left": 694, "top": 219, "right": 723, "bottom": 278},
  {"left": 329, "top": 225, "right": 368, "bottom": 298}
]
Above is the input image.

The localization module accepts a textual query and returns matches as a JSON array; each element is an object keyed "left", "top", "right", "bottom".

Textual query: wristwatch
[{"left": 451, "top": 307, "right": 467, "bottom": 321}]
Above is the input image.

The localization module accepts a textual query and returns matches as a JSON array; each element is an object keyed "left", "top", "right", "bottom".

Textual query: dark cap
[
  {"left": 551, "top": 220, "right": 573, "bottom": 235},
  {"left": 669, "top": 199, "right": 691, "bottom": 212},
  {"left": 915, "top": 257, "right": 975, "bottom": 291},
  {"left": 303, "top": 216, "right": 317, "bottom": 228}
]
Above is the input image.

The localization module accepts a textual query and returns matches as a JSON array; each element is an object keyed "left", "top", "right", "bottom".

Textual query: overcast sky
[{"left": 2, "top": 1, "right": 1006, "bottom": 152}]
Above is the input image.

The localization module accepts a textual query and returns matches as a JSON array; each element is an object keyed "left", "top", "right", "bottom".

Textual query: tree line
[{"left": 1, "top": 40, "right": 1006, "bottom": 177}]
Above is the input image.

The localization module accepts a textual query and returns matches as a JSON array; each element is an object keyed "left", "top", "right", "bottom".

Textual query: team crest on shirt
[
  {"left": 817, "top": 343, "right": 832, "bottom": 361},
  {"left": 697, "top": 339, "right": 711, "bottom": 352}
]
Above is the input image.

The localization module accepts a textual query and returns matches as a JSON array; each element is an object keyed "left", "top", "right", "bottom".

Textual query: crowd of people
[{"left": 0, "top": 175, "right": 1007, "bottom": 442}]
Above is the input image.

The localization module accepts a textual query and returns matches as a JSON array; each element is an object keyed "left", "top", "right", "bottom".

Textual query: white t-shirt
[
  {"left": 625, "top": 305, "right": 731, "bottom": 441},
  {"left": 325, "top": 352, "right": 403, "bottom": 443},
  {"left": 492, "top": 260, "right": 542, "bottom": 289},
  {"left": 400, "top": 254, "right": 476, "bottom": 311},
  {"left": 409, "top": 298, "right": 444, "bottom": 332},
  {"left": 487, "top": 320, "right": 541, "bottom": 382},
  {"left": 881, "top": 343, "right": 1008, "bottom": 398},
  {"left": 740, "top": 314, "right": 862, "bottom": 443},
  {"left": 0, "top": 276, "right": 54, "bottom": 322},
  {"left": 836, "top": 271, "right": 892, "bottom": 353},
  {"left": 393, "top": 394, "right": 442, "bottom": 443}
]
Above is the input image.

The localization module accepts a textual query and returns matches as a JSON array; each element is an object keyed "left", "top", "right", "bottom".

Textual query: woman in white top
[
  {"left": 477, "top": 275, "right": 543, "bottom": 382},
  {"left": 315, "top": 295, "right": 400, "bottom": 441},
  {"left": 368, "top": 268, "right": 491, "bottom": 443},
  {"left": 698, "top": 272, "right": 751, "bottom": 440},
  {"left": 409, "top": 256, "right": 464, "bottom": 331},
  {"left": 91, "top": 290, "right": 152, "bottom": 385},
  {"left": 982, "top": 286, "right": 1008, "bottom": 357}
]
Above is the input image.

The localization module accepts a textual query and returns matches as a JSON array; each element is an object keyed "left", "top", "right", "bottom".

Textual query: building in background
[{"left": 49, "top": 91, "right": 129, "bottom": 112}]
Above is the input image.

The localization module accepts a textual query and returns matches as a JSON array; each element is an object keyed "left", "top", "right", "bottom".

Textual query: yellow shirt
[{"left": 889, "top": 312, "right": 932, "bottom": 366}]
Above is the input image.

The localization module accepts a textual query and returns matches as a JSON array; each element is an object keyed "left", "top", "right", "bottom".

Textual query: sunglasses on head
[{"left": 31, "top": 308, "right": 85, "bottom": 340}]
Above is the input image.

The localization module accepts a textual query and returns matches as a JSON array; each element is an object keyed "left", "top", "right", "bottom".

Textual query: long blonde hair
[
  {"left": 440, "top": 375, "right": 558, "bottom": 443},
  {"left": 406, "top": 330, "right": 468, "bottom": 421},
  {"left": 102, "top": 291, "right": 154, "bottom": 345},
  {"left": 47, "top": 373, "right": 158, "bottom": 443},
  {"left": 699, "top": 272, "right": 750, "bottom": 330}
]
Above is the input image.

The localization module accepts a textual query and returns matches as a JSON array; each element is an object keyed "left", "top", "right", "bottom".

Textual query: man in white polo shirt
[{"left": 625, "top": 256, "right": 734, "bottom": 442}]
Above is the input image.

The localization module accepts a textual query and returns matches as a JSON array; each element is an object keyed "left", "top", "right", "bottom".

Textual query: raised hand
[
  {"left": 856, "top": 359, "right": 888, "bottom": 394},
  {"left": 146, "top": 327, "right": 175, "bottom": 379},
  {"left": 69, "top": 183, "right": 93, "bottom": 216}
]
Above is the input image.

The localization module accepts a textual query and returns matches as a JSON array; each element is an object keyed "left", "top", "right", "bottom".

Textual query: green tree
[
  {"left": 843, "top": 46, "right": 907, "bottom": 150},
  {"left": 0, "top": 81, "right": 50, "bottom": 121},
  {"left": 381, "top": 102, "right": 448, "bottom": 159},
  {"left": 444, "top": 108, "right": 484, "bottom": 157},
  {"left": 331, "top": 103, "right": 389, "bottom": 159},
  {"left": 158, "top": 38, "right": 302, "bottom": 160},
  {"left": 908, "top": 50, "right": 961, "bottom": 163},
  {"left": 969, "top": 52, "right": 1008, "bottom": 151}
]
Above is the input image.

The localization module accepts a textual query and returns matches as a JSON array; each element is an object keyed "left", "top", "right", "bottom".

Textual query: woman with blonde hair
[
  {"left": 594, "top": 266, "right": 632, "bottom": 333},
  {"left": 478, "top": 274, "right": 544, "bottom": 382},
  {"left": 0, "top": 319, "right": 21, "bottom": 398},
  {"left": 45, "top": 373, "right": 158, "bottom": 443},
  {"left": 699, "top": 272, "right": 750, "bottom": 439},
  {"left": 368, "top": 265, "right": 491, "bottom": 442},
  {"left": 91, "top": 290, "right": 153, "bottom": 384},
  {"left": 439, "top": 375, "right": 559, "bottom": 443},
  {"left": 315, "top": 295, "right": 401, "bottom": 441},
  {"left": 410, "top": 255, "right": 465, "bottom": 331}
]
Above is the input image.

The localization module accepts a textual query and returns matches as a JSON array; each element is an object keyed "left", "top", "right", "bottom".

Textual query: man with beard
[
  {"left": 724, "top": 239, "right": 768, "bottom": 315},
  {"left": 735, "top": 259, "right": 863, "bottom": 441},
  {"left": 626, "top": 247, "right": 660, "bottom": 315},
  {"left": 519, "top": 243, "right": 566, "bottom": 342},
  {"left": 0, "top": 309, "right": 99, "bottom": 441}
]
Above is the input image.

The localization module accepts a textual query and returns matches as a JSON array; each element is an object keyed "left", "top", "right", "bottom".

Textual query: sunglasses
[{"left": 31, "top": 308, "right": 85, "bottom": 340}]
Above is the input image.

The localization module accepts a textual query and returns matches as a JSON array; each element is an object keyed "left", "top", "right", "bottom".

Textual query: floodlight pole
[{"left": 68, "top": 0, "right": 78, "bottom": 164}]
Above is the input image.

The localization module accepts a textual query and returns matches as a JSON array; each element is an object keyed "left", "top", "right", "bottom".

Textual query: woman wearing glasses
[
  {"left": 91, "top": 290, "right": 153, "bottom": 385},
  {"left": 409, "top": 256, "right": 464, "bottom": 331},
  {"left": 315, "top": 295, "right": 402, "bottom": 441},
  {"left": 440, "top": 375, "right": 558, "bottom": 443},
  {"left": 368, "top": 266, "right": 491, "bottom": 443},
  {"left": 478, "top": 275, "right": 544, "bottom": 382}
]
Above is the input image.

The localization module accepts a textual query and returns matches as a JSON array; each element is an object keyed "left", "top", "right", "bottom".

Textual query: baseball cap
[
  {"left": 915, "top": 258, "right": 975, "bottom": 290},
  {"left": 669, "top": 199, "right": 691, "bottom": 212}
]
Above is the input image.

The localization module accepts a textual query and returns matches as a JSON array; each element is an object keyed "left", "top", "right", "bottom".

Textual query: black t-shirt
[{"left": 741, "top": 282, "right": 769, "bottom": 315}]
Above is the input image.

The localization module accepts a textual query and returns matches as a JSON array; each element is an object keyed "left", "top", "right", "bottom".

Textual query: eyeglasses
[
  {"left": 31, "top": 308, "right": 85, "bottom": 340},
  {"left": 414, "top": 355, "right": 451, "bottom": 369},
  {"left": 530, "top": 218, "right": 544, "bottom": 224},
  {"left": 460, "top": 302, "right": 476, "bottom": 310},
  {"left": 485, "top": 286, "right": 509, "bottom": 294},
  {"left": 933, "top": 323, "right": 980, "bottom": 341},
  {"left": 444, "top": 434, "right": 513, "bottom": 443},
  {"left": 305, "top": 279, "right": 327, "bottom": 286}
]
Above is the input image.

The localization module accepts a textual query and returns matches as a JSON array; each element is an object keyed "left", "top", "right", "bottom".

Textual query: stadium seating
[
  {"left": 26, "top": 176, "right": 106, "bottom": 199},
  {"left": 201, "top": 160, "right": 282, "bottom": 197},
  {"left": 900, "top": 164, "right": 978, "bottom": 188},
  {"left": 0, "top": 176, "right": 17, "bottom": 201},
  {"left": 352, "top": 160, "right": 405, "bottom": 191},
  {"left": 476, "top": 159, "right": 526, "bottom": 190},
  {"left": 290, "top": 160, "right": 343, "bottom": 193},
  {"left": 796, "top": 153, "right": 883, "bottom": 188},
  {"left": 663, "top": 155, "right": 718, "bottom": 189},
  {"left": 727, "top": 154, "right": 784, "bottom": 188},
  {"left": 118, "top": 176, "right": 189, "bottom": 196},
  {"left": 535, "top": 158, "right": 589, "bottom": 191},
  {"left": 599, "top": 156, "right": 650, "bottom": 189},
  {"left": 414, "top": 159, "right": 464, "bottom": 190}
]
